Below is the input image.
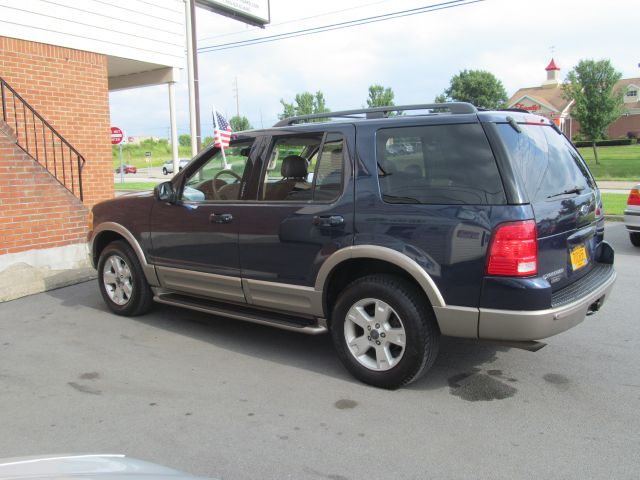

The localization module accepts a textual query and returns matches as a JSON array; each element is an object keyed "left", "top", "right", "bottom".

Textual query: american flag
[{"left": 213, "top": 110, "right": 232, "bottom": 148}]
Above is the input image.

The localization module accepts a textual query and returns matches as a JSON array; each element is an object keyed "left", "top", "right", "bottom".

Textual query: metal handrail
[
  {"left": 273, "top": 102, "right": 478, "bottom": 127},
  {"left": 1, "top": 77, "right": 85, "bottom": 201}
]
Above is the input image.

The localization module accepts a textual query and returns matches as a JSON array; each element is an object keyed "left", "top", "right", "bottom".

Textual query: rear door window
[
  {"left": 377, "top": 124, "right": 506, "bottom": 205},
  {"left": 496, "top": 124, "right": 594, "bottom": 201}
]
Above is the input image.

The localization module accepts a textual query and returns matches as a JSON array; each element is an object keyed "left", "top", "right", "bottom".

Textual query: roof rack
[{"left": 273, "top": 102, "right": 477, "bottom": 127}]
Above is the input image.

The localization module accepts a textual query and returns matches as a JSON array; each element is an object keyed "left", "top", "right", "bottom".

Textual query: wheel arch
[
  {"left": 316, "top": 246, "right": 446, "bottom": 321},
  {"left": 91, "top": 222, "right": 159, "bottom": 286}
]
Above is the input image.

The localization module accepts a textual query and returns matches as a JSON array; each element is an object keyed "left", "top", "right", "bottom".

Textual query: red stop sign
[{"left": 111, "top": 127, "right": 123, "bottom": 145}]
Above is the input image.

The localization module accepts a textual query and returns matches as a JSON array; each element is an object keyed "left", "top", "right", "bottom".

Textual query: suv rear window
[
  {"left": 496, "top": 124, "right": 595, "bottom": 201},
  {"left": 377, "top": 124, "right": 506, "bottom": 205}
]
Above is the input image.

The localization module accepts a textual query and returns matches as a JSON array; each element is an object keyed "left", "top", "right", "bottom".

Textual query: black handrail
[{"left": 0, "top": 77, "right": 85, "bottom": 201}]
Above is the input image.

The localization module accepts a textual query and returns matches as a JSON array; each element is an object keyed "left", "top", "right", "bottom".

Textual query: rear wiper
[{"left": 547, "top": 186, "right": 585, "bottom": 198}]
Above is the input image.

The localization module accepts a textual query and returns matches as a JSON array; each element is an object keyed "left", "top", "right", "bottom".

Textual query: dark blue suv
[{"left": 89, "top": 103, "right": 616, "bottom": 389}]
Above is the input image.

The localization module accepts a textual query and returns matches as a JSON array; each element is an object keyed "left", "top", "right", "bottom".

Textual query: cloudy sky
[{"left": 109, "top": 0, "right": 640, "bottom": 138}]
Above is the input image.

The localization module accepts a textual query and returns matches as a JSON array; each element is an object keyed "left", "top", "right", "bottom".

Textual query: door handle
[
  {"left": 313, "top": 215, "right": 344, "bottom": 227},
  {"left": 210, "top": 213, "right": 233, "bottom": 224}
]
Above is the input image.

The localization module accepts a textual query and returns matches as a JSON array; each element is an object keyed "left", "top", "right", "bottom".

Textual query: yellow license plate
[{"left": 570, "top": 245, "right": 588, "bottom": 271}]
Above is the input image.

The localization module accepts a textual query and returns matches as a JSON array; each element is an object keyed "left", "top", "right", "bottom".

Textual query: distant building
[{"left": 508, "top": 59, "right": 640, "bottom": 139}]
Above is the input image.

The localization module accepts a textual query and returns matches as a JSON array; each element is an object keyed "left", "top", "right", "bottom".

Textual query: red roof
[{"left": 545, "top": 58, "right": 560, "bottom": 71}]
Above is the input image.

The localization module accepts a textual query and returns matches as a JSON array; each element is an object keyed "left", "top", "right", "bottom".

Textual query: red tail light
[
  {"left": 628, "top": 188, "right": 640, "bottom": 206},
  {"left": 487, "top": 220, "right": 538, "bottom": 277}
]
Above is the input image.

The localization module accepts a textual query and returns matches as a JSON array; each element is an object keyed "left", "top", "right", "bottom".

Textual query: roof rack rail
[
  {"left": 499, "top": 108, "right": 531, "bottom": 114},
  {"left": 273, "top": 102, "right": 477, "bottom": 127}
]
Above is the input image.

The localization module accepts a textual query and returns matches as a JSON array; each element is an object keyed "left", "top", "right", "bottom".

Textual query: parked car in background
[
  {"left": 624, "top": 183, "right": 640, "bottom": 246},
  {"left": 115, "top": 165, "right": 137, "bottom": 174},
  {"left": 163, "top": 159, "right": 190, "bottom": 175},
  {"left": 89, "top": 103, "right": 616, "bottom": 389}
]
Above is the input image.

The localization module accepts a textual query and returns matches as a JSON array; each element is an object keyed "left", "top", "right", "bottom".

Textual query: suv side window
[
  {"left": 496, "top": 124, "right": 594, "bottom": 201},
  {"left": 181, "top": 139, "right": 256, "bottom": 202},
  {"left": 377, "top": 124, "right": 506, "bottom": 205},
  {"left": 259, "top": 133, "right": 345, "bottom": 202}
]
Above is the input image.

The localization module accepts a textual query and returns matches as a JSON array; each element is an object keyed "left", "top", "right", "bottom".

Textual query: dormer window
[{"left": 627, "top": 89, "right": 637, "bottom": 97}]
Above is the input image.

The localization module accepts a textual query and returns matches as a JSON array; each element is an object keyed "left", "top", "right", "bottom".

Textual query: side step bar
[{"left": 153, "top": 292, "right": 328, "bottom": 335}]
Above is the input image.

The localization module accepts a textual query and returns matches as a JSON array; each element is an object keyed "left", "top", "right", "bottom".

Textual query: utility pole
[
  {"left": 233, "top": 76, "right": 240, "bottom": 118},
  {"left": 185, "top": 0, "right": 202, "bottom": 157}
]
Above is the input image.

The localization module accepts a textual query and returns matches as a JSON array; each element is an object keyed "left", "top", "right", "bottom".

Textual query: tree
[
  {"left": 202, "top": 136, "right": 214, "bottom": 146},
  {"left": 367, "top": 84, "right": 395, "bottom": 108},
  {"left": 229, "top": 115, "right": 252, "bottom": 131},
  {"left": 563, "top": 59, "right": 623, "bottom": 164},
  {"left": 178, "top": 134, "right": 191, "bottom": 147},
  {"left": 438, "top": 69, "right": 508, "bottom": 109},
  {"left": 279, "top": 91, "right": 330, "bottom": 119}
]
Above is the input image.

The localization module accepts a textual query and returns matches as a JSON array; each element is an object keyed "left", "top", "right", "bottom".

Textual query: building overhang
[{"left": 107, "top": 56, "right": 180, "bottom": 91}]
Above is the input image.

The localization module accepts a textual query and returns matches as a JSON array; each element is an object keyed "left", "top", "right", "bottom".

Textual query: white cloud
[{"left": 109, "top": 0, "right": 640, "bottom": 136}]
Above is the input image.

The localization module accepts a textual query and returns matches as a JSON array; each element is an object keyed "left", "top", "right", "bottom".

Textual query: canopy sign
[{"left": 196, "top": 0, "right": 270, "bottom": 27}]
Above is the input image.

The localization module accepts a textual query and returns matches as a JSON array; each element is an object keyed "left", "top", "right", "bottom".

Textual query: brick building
[
  {"left": 0, "top": 1, "right": 184, "bottom": 300},
  {"left": 508, "top": 59, "right": 640, "bottom": 140}
]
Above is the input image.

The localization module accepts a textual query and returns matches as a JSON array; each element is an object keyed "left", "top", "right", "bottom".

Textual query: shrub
[{"left": 573, "top": 138, "right": 635, "bottom": 147}]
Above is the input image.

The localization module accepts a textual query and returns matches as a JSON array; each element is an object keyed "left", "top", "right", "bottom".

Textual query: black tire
[
  {"left": 330, "top": 274, "right": 440, "bottom": 389},
  {"left": 630, "top": 232, "right": 640, "bottom": 247},
  {"left": 97, "top": 240, "right": 153, "bottom": 316},
  {"left": 162, "top": 168, "right": 168, "bottom": 175}
]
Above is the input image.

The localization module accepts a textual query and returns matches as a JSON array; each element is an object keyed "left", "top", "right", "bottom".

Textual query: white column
[
  {"left": 168, "top": 81, "right": 179, "bottom": 176},
  {"left": 185, "top": 0, "right": 198, "bottom": 158}
]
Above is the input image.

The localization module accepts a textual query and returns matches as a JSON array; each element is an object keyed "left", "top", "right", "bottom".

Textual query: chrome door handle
[
  {"left": 313, "top": 215, "right": 344, "bottom": 227},
  {"left": 210, "top": 213, "right": 233, "bottom": 224}
]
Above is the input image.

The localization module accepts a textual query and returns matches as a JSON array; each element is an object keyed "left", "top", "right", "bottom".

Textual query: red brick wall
[
  {"left": 0, "top": 36, "right": 113, "bottom": 207},
  {"left": 0, "top": 121, "right": 88, "bottom": 256}
]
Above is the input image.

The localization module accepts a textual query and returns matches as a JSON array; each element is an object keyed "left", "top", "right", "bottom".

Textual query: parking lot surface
[{"left": 1, "top": 223, "right": 638, "bottom": 479}]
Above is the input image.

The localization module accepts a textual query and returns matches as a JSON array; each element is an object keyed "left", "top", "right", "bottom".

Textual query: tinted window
[
  {"left": 377, "top": 124, "right": 506, "bottom": 205},
  {"left": 497, "top": 124, "right": 594, "bottom": 202},
  {"left": 259, "top": 133, "right": 345, "bottom": 202},
  {"left": 181, "top": 139, "right": 255, "bottom": 201}
]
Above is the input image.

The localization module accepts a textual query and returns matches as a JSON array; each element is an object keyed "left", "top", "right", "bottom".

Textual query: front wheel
[
  {"left": 162, "top": 168, "right": 168, "bottom": 175},
  {"left": 97, "top": 240, "right": 153, "bottom": 316},
  {"left": 330, "top": 274, "right": 440, "bottom": 389},
  {"left": 630, "top": 232, "right": 640, "bottom": 247}
]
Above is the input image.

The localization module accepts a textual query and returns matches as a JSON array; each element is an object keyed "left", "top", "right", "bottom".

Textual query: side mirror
[{"left": 155, "top": 181, "right": 177, "bottom": 203}]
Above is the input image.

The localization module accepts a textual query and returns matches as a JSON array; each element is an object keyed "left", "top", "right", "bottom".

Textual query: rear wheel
[
  {"left": 630, "top": 232, "right": 640, "bottom": 247},
  {"left": 162, "top": 167, "right": 168, "bottom": 175},
  {"left": 97, "top": 240, "right": 153, "bottom": 316},
  {"left": 330, "top": 274, "right": 440, "bottom": 389}
]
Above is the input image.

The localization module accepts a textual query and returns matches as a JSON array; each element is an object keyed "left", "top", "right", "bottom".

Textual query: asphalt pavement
[{"left": 0, "top": 223, "right": 639, "bottom": 479}]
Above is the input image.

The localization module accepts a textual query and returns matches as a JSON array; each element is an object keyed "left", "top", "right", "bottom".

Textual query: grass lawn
[
  {"left": 577, "top": 144, "right": 640, "bottom": 181},
  {"left": 114, "top": 182, "right": 158, "bottom": 191},
  {"left": 601, "top": 193, "right": 628, "bottom": 216}
]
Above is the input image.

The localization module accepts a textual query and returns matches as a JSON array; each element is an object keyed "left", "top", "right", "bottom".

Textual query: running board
[{"left": 153, "top": 293, "right": 328, "bottom": 335}]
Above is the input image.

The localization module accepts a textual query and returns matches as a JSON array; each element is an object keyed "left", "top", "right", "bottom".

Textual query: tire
[
  {"left": 163, "top": 168, "right": 168, "bottom": 175},
  {"left": 330, "top": 274, "right": 440, "bottom": 389},
  {"left": 631, "top": 232, "right": 640, "bottom": 247},
  {"left": 97, "top": 240, "right": 153, "bottom": 316}
]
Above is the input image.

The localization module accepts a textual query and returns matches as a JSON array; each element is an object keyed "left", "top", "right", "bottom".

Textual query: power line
[
  {"left": 198, "top": 0, "right": 485, "bottom": 53},
  {"left": 198, "top": 0, "right": 394, "bottom": 43}
]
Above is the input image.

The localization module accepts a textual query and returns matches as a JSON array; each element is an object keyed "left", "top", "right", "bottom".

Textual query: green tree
[
  {"left": 178, "top": 134, "right": 191, "bottom": 147},
  {"left": 438, "top": 69, "right": 508, "bottom": 109},
  {"left": 279, "top": 91, "right": 330, "bottom": 119},
  {"left": 202, "top": 136, "right": 214, "bottom": 146},
  {"left": 229, "top": 115, "right": 252, "bottom": 131},
  {"left": 367, "top": 84, "right": 395, "bottom": 108},
  {"left": 563, "top": 59, "right": 623, "bottom": 164}
]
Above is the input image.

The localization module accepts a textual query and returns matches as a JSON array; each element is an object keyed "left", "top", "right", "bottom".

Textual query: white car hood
[{"left": 0, "top": 454, "right": 210, "bottom": 479}]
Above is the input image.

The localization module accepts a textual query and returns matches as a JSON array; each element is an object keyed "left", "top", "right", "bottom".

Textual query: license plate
[{"left": 570, "top": 245, "right": 588, "bottom": 271}]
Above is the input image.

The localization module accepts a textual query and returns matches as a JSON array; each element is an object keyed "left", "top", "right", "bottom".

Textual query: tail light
[
  {"left": 628, "top": 188, "right": 640, "bottom": 206},
  {"left": 487, "top": 220, "right": 538, "bottom": 276}
]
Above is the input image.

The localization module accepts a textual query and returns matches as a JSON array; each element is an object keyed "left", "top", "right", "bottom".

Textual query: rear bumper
[
  {"left": 478, "top": 263, "right": 616, "bottom": 341},
  {"left": 624, "top": 208, "right": 640, "bottom": 231}
]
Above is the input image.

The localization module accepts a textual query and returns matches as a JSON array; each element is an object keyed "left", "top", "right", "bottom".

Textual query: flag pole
[{"left": 212, "top": 105, "right": 230, "bottom": 169}]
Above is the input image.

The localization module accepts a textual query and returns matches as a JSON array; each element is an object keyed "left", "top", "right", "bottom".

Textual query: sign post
[{"left": 111, "top": 126, "right": 124, "bottom": 184}]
